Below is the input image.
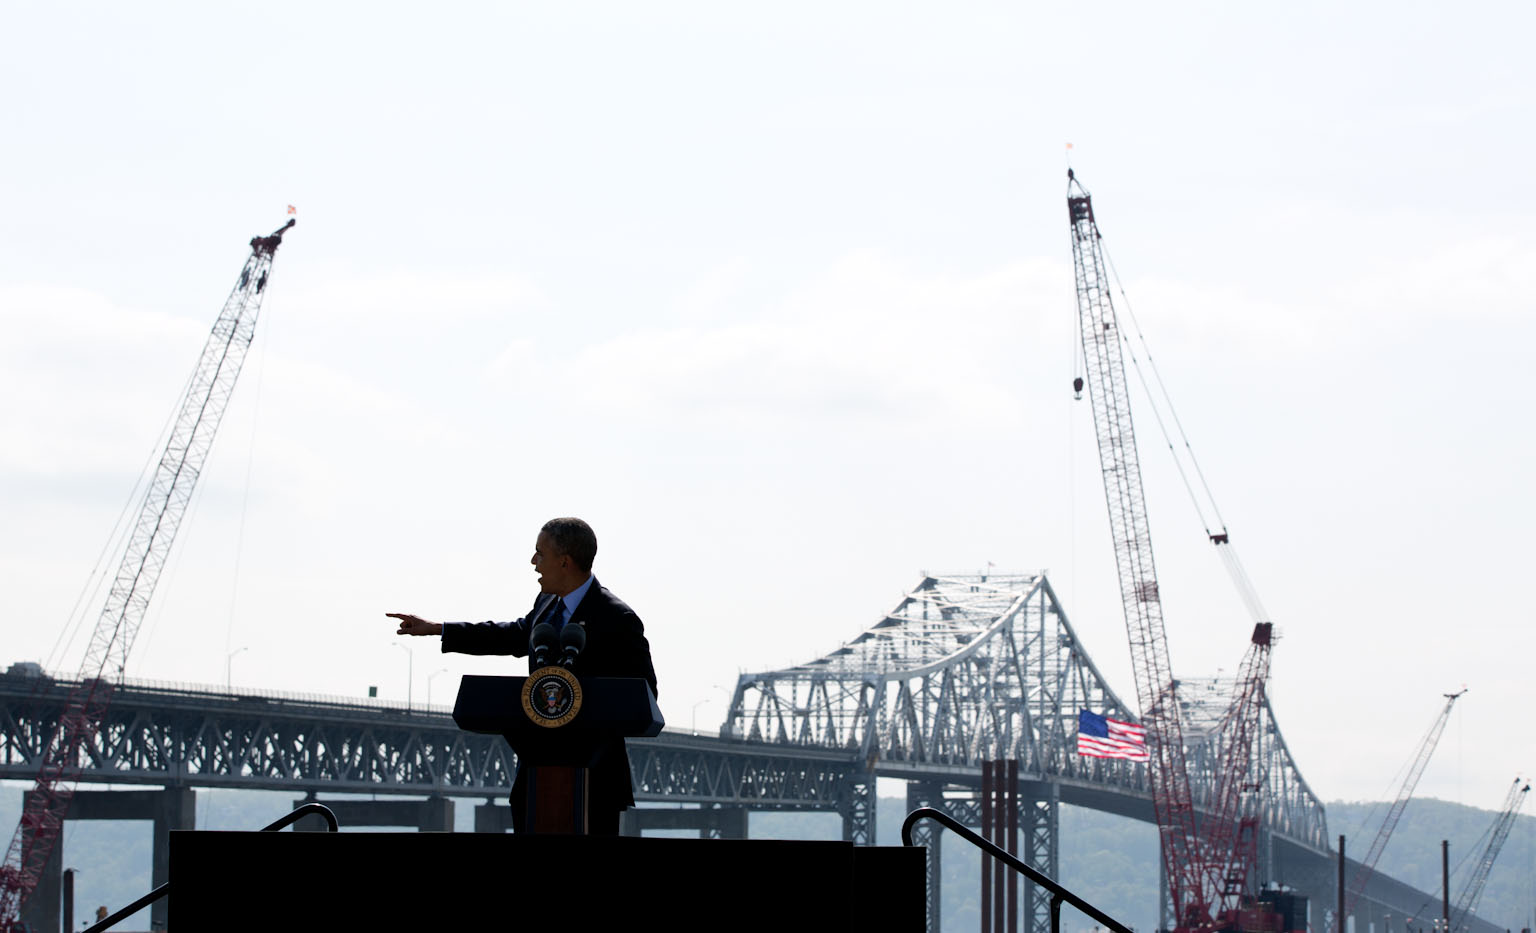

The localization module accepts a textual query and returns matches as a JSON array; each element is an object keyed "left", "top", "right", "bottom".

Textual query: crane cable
[
  {"left": 223, "top": 304, "right": 271, "bottom": 673},
  {"left": 1080, "top": 235, "right": 1271, "bottom": 624},
  {"left": 43, "top": 364, "right": 198, "bottom": 675}
]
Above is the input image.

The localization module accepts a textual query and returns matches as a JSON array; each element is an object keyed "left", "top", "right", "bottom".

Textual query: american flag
[{"left": 1077, "top": 709, "right": 1149, "bottom": 762}]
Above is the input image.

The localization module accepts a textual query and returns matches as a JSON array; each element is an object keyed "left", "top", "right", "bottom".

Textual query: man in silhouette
[{"left": 389, "top": 517, "right": 658, "bottom": 835}]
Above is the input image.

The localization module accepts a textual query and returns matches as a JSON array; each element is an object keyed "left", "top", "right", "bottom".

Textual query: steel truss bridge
[{"left": 0, "top": 573, "right": 1493, "bottom": 933}]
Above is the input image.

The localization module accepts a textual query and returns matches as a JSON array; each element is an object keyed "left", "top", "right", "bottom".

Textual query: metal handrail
[
  {"left": 260, "top": 802, "right": 340, "bottom": 833},
  {"left": 77, "top": 884, "right": 167, "bottom": 933},
  {"left": 901, "top": 806, "right": 1133, "bottom": 933},
  {"left": 78, "top": 803, "right": 339, "bottom": 933}
]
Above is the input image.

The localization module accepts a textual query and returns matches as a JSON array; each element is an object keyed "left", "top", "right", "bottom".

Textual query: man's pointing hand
[{"left": 388, "top": 612, "right": 443, "bottom": 636}]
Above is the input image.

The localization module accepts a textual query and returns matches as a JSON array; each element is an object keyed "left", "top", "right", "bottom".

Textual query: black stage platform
[{"left": 170, "top": 831, "right": 925, "bottom": 931}]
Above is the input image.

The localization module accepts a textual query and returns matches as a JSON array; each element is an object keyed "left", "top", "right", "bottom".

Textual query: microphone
[
  {"left": 558, "top": 623, "right": 586, "bottom": 669},
  {"left": 529, "top": 622, "right": 558, "bottom": 667}
]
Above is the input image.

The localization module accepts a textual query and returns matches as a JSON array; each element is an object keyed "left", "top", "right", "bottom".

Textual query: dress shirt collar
[{"left": 559, "top": 574, "right": 596, "bottom": 617}]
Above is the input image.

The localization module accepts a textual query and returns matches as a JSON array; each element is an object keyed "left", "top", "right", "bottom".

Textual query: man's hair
[{"left": 542, "top": 517, "right": 597, "bottom": 573}]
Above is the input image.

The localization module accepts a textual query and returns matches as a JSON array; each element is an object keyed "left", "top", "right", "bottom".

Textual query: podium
[{"left": 453, "top": 671, "right": 662, "bottom": 834}]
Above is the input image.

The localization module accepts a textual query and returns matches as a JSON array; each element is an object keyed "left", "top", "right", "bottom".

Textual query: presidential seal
[{"left": 520, "top": 666, "right": 582, "bottom": 728}]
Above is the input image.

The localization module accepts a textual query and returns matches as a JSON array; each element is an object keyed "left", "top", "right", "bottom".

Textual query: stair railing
[
  {"left": 901, "top": 806, "right": 1133, "bottom": 933},
  {"left": 78, "top": 802, "right": 339, "bottom": 933}
]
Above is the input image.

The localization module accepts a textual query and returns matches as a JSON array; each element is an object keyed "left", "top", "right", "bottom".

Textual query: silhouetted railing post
[
  {"left": 1008, "top": 759, "right": 1019, "bottom": 933},
  {"left": 983, "top": 760, "right": 994, "bottom": 932}
]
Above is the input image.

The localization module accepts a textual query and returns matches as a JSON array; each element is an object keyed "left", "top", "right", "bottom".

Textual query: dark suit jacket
[{"left": 440, "top": 580, "right": 659, "bottom": 811}]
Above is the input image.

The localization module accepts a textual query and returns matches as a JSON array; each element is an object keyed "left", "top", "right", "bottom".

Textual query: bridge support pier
[
  {"left": 474, "top": 798, "right": 514, "bottom": 833},
  {"left": 1258, "top": 825, "right": 1273, "bottom": 889},
  {"left": 902, "top": 773, "right": 1060, "bottom": 933},
  {"left": 289, "top": 793, "right": 454, "bottom": 831},
  {"left": 906, "top": 780, "right": 945, "bottom": 933},
  {"left": 619, "top": 806, "right": 748, "bottom": 838},
  {"left": 1019, "top": 780, "right": 1060, "bottom": 933},
  {"left": 20, "top": 786, "right": 195, "bottom": 933},
  {"left": 1159, "top": 855, "right": 1169, "bottom": 933},
  {"left": 839, "top": 770, "right": 876, "bottom": 845}
]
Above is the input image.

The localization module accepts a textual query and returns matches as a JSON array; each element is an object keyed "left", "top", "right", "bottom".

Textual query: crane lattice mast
[
  {"left": 1343, "top": 689, "right": 1466, "bottom": 922},
  {"left": 1450, "top": 778, "right": 1528, "bottom": 933},
  {"left": 1068, "top": 170, "right": 1283, "bottom": 932},
  {"left": 0, "top": 219, "right": 295, "bottom": 928},
  {"left": 1202, "top": 621, "right": 1274, "bottom": 911},
  {"left": 1067, "top": 169, "right": 1209, "bottom": 927}
]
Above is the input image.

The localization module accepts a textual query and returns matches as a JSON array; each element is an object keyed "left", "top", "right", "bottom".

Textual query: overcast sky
[{"left": 3, "top": 2, "right": 1533, "bottom": 811}]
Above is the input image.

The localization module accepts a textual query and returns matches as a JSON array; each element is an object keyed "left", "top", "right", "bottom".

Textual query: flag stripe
[
  {"left": 1077, "top": 709, "right": 1150, "bottom": 762},
  {"left": 1076, "top": 736, "right": 1150, "bottom": 761},
  {"left": 1077, "top": 741, "right": 1149, "bottom": 760}
]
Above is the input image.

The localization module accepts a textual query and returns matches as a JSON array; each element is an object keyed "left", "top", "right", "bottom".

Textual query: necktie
[{"left": 549, "top": 597, "right": 565, "bottom": 631}]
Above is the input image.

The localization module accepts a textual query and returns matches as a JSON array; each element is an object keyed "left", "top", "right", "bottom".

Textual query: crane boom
[
  {"left": 1344, "top": 689, "right": 1466, "bottom": 920},
  {"left": 1068, "top": 170, "right": 1208, "bottom": 926},
  {"left": 1451, "top": 778, "right": 1528, "bottom": 933},
  {"left": 1202, "top": 622, "right": 1274, "bottom": 912},
  {"left": 0, "top": 219, "right": 294, "bottom": 927}
]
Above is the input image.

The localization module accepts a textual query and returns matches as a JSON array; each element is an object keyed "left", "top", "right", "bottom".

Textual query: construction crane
[
  {"left": 1067, "top": 169, "right": 1277, "bottom": 932},
  {"left": 1342, "top": 689, "right": 1466, "bottom": 925},
  {"left": 1450, "top": 777, "right": 1529, "bottom": 932},
  {"left": 0, "top": 219, "right": 295, "bottom": 929},
  {"left": 1201, "top": 621, "right": 1274, "bottom": 911}
]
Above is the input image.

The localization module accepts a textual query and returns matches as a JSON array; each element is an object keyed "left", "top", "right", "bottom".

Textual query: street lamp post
[
  {"left": 427, "top": 668, "right": 450, "bottom": 709},
  {"left": 226, "top": 646, "right": 249, "bottom": 691},
  {"left": 393, "top": 642, "right": 414, "bottom": 711},
  {"left": 690, "top": 684, "right": 736, "bottom": 735}
]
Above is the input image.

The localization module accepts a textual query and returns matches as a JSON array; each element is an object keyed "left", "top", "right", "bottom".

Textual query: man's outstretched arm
[{"left": 389, "top": 609, "right": 536, "bottom": 656}]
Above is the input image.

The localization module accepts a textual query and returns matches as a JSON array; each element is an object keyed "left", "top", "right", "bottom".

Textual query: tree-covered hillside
[{"left": 1327, "top": 797, "right": 1535, "bottom": 933}]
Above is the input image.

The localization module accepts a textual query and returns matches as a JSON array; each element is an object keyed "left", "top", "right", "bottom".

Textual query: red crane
[
  {"left": 0, "top": 220, "right": 295, "bottom": 929},
  {"left": 1201, "top": 621, "right": 1274, "bottom": 916},
  {"left": 1067, "top": 170, "right": 1277, "bottom": 932}
]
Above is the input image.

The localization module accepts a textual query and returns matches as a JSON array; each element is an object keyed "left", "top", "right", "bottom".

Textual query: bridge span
[
  {"left": 723, "top": 571, "right": 1464, "bottom": 933},
  {"left": 0, "top": 572, "right": 1492, "bottom": 933}
]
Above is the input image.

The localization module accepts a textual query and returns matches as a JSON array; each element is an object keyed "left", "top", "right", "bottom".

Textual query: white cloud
[
  {"left": 1097, "top": 229, "right": 1536, "bottom": 366},
  {"left": 0, "top": 285, "right": 203, "bottom": 474},
  {"left": 668, "top": 256, "right": 755, "bottom": 322},
  {"left": 1338, "top": 235, "right": 1536, "bottom": 324},
  {"left": 281, "top": 269, "right": 551, "bottom": 324},
  {"left": 561, "top": 250, "right": 1062, "bottom": 431}
]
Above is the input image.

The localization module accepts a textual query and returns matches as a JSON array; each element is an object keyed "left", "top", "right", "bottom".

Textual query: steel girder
[
  {"left": 0, "top": 674, "right": 861, "bottom": 810},
  {"left": 725, "top": 573, "right": 1140, "bottom": 777},
  {"left": 723, "top": 573, "right": 1328, "bottom": 849},
  {"left": 0, "top": 676, "right": 513, "bottom": 793},
  {"left": 1180, "top": 676, "right": 1328, "bottom": 850},
  {"left": 627, "top": 733, "right": 861, "bottom": 809}
]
